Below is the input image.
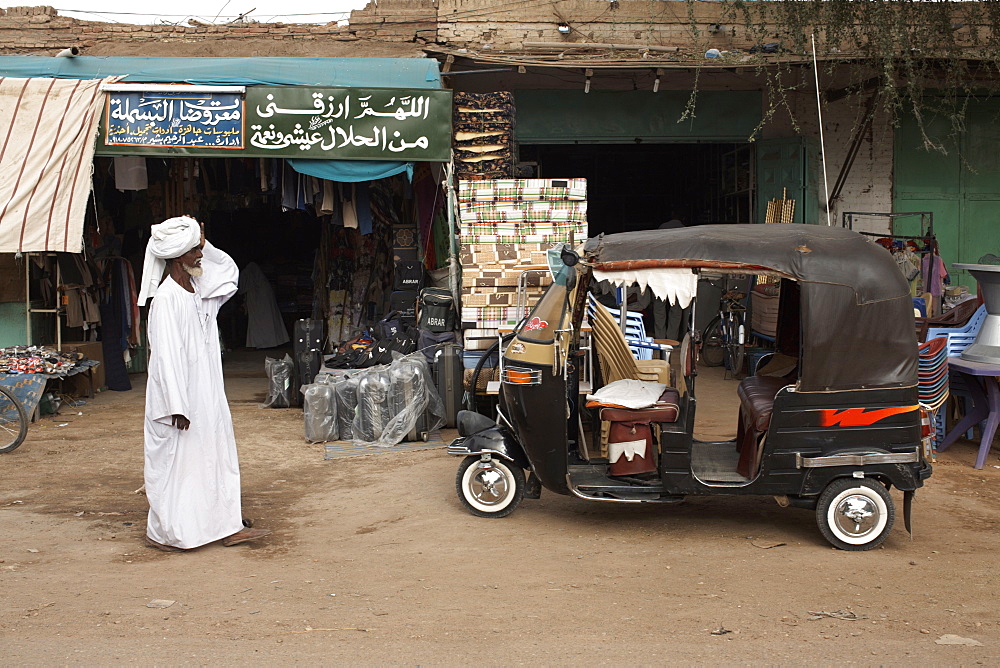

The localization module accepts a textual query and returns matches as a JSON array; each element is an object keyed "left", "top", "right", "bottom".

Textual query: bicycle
[
  {"left": 0, "top": 384, "right": 28, "bottom": 453},
  {"left": 700, "top": 279, "right": 748, "bottom": 378}
]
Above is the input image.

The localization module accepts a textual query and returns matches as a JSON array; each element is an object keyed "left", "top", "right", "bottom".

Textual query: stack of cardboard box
[{"left": 458, "top": 178, "right": 587, "bottom": 350}]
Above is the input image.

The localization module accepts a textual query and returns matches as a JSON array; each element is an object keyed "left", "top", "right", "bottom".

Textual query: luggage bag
[
  {"left": 303, "top": 378, "right": 338, "bottom": 443},
  {"left": 432, "top": 342, "right": 463, "bottom": 428},
  {"left": 355, "top": 369, "right": 393, "bottom": 442}
]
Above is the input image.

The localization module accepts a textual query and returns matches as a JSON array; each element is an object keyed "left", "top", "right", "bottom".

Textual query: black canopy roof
[{"left": 584, "top": 224, "right": 918, "bottom": 392}]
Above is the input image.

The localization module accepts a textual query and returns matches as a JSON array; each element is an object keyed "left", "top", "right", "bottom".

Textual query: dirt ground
[{"left": 2, "top": 352, "right": 999, "bottom": 664}]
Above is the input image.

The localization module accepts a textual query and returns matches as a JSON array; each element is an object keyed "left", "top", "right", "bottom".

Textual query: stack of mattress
[{"left": 458, "top": 178, "right": 587, "bottom": 350}]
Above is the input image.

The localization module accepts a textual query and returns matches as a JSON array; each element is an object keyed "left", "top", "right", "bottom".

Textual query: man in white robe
[{"left": 138, "top": 216, "right": 270, "bottom": 551}]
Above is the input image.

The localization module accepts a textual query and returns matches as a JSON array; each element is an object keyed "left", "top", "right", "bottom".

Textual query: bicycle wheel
[
  {"left": 0, "top": 384, "right": 28, "bottom": 453},
  {"left": 701, "top": 316, "right": 725, "bottom": 367},
  {"left": 724, "top": 319, "right": 746, "bottom": 378}
]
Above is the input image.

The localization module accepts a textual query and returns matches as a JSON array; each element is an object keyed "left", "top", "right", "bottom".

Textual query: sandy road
[{"left": 1, "top": 364, "right": 998, "bottom": 664}]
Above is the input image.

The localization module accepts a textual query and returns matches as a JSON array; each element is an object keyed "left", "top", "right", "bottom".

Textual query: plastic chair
[
  {"left": 588, "top": 296, "right": 664, "bottom": 361},
  {"left": 925, "top": 304, "right": 987, "bottom": 352},
  {"left": 589, "top": 299, "right": 671, "bottom": 385},
  {"left": 917, "top": 298, "right": 979, "bottom": 341},
  {"left": 927, "top": 305, "right": 987, "bottom": 441}
]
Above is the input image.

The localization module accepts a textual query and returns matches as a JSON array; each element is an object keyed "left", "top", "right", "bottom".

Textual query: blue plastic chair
[
  {"left": 927, "top": 304, "right": 988, "bottom": 441},
  {"left": 587, "top": 296, "right": 666, "bottom": 361}
]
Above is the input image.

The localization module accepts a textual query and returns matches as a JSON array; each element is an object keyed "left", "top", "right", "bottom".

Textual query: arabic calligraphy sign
[
  {"left": 103, "top": 90, "right": 244, "bottom": 149},
  {"left": 98, "top": 86, "right": 452, "bottom": 161},
  {"left": 244, "top": 86, "right": 451, "bottom": 161}
]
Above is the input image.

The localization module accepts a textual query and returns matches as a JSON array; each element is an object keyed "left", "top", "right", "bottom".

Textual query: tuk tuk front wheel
[
  {"left": 456, "top": 456, "right": 525, "bottom": 518},
  {"left": 816, "top": 478, "right": 894, "bottom": 551}
]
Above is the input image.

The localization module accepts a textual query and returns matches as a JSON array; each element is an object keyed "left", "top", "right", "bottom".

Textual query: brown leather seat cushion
[
  {"left": 737, "top": 376, "right": 788, "bottom": 432},
  {"left": 600, "top": 387, "right": 680, "bottom": 423}
]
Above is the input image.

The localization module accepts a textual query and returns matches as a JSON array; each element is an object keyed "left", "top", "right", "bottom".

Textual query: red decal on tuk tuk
[
  {"left": 524, "top": 317, "right": 548, "bottom": 331},
  {"left": 819, "top": 405, "right": 920, "bottom": 427}
]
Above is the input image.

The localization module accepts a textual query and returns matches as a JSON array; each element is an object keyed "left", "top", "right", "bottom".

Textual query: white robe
[
  {"left": 238, "top": 262, "right": 290, "bottom": 349},
  {"left": 144, "top": 241, "right": 244, "bottom": 549}
]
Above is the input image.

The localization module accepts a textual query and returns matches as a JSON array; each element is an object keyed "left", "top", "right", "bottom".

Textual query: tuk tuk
[{"left": 449, "top": 224, "right": 933, "bottom": 550}]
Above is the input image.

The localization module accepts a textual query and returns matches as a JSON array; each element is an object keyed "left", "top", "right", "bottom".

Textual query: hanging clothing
[
  {"left": 239, "top": 262, "right": 290, "bottom": 349},
  {"left": 342, "top": 184, "right": 359, "bottom": 229},
  {"left": 144, "top": 242, "right": 244, "bottom": 550},
  {"left": 922, "top": 254, "right": 948, "bottom": 297},
  {"left": 355, "top": 182, "right": 373, "bottom": 235},
  {"left": 114, "top": 156, "right": 148, "bottom": 191},
  {"left": 320, "top": 180, "right": 337, "bottom": 215}
]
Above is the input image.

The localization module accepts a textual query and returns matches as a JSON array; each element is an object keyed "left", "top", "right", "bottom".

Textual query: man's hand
[{"left": 171, "top": 414, "right": 191, "bottom": 430}]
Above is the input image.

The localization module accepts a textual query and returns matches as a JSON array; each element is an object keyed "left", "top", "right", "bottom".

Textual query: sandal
[
  {"left": 221, "top": 527, "right": 271, "bottom": 547},
  {"left": 144, "top": 536, "right": 185, "bottom": 552}
]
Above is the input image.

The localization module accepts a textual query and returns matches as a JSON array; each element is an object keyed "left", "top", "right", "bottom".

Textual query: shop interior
[
  {"left": 517, "top": 143, "right": 755, "bottom": 234},
  {"left": 22, "top": 156, "right": 449, "bottom": 387}
]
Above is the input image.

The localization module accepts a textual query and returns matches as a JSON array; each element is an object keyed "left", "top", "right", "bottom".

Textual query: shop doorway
[
  {"left": 518, "top": 143, "right": 755, "bottom": 235},
  {"left": 90, "top": 156, "right": 447, "bottom": 372}
]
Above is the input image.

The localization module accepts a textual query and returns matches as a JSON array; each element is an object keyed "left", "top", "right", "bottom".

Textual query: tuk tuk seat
[
  {"left": 737, "top": 375, "right": 788, "bottom": 433},
  {"left": 598, "top": 387, "right": 681, "bottom": 423},
  {"left": 736, "top": 375, "right": 789, "bottom": 478}
]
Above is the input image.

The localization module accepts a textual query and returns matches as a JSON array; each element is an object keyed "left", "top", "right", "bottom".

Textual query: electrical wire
[
  {"left": 56, "top": 0, "right": 551, "bottom": 26},
  {"left": 54, "top": 7, "right": 352, "bottom": 20}
]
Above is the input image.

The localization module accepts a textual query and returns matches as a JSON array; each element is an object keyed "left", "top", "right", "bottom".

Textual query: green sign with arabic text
[{"left": 97, "top": 85, "right": 452, "bottom": 161}]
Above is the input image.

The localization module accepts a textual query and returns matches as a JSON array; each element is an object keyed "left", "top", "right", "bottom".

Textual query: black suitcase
[
  {"left": 303, "top": 380, "right": 338, "bottom": 443},
  {"left": 334, "top": 373, "right": 361, "bottom": 441},
  {"left": 389, "top": 290, "right": 419, "bottom": 325},
  {"left": 356, "top": 369, "right": 393, "bottom": 442},
  {"left": 432, "top": 342, "right": 463, "bottom": 428},
  {"left": 293, "top": 319, "right": 324, "bottom": 404},
  {"left": 389, "top": 356, "right": 430, "bottom": 441}
]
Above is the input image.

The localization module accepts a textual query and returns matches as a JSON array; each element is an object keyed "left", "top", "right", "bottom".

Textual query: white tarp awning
[{"left": 0, "top": 76, "right": 114, "bottom": 253}]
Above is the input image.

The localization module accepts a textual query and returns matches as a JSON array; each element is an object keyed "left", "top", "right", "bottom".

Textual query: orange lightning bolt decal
[{"left": 818, "top": 405, "right": 920, "bottom": 427}]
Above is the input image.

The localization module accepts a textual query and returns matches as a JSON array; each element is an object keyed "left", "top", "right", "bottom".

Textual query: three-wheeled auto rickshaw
[{"left": 449, "top": 224, "right": 933, "bottom": 550}]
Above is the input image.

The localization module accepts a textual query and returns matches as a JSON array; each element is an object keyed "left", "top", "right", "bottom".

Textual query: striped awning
[{"left": 0, "top": 76, "right": 114, "bottom": 253}]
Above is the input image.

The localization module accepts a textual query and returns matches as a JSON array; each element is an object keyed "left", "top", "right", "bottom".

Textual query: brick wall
[
  {"left": 0, "top": 4, "right": 426, "bottom": 57},
  {"left": 348, "top": 0, "right": 436, "bottom": 42},
  {"left": 764, "top": 88, "right": 894, "bottom": 234},
  {"left": 436, "top": 0, "right": 741, "bottom": 51}
]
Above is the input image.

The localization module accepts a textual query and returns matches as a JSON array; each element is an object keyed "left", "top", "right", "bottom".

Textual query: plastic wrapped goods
[
  {"left": 351, "top": 352, "right": 446, "bottom": 447},
  {"left": 355, "top": 367, "right": 393, "bottom": 443},
  {"left": 261, "top": 354, "right": 294, "bottom": 408},
  {"left": 302, "top": 376, "right": 338, "bottom": 443},
  {"left": 334, "top": 373, "right": 361, "bottom": 441}
]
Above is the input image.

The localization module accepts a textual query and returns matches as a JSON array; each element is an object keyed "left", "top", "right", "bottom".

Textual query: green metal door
[
  {"left": 755, "top": 137, "right": 820, "bottom": 224},
  {"left": 894, "top": 99, "right": 1000, "bottom": 289}
]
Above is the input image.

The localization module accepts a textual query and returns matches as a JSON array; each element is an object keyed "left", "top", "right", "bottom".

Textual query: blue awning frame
[
  {"left": 0, "top": 56, "right": 446, "bottom": 182},
  {"left": 0, "top": 56, "right": 441, "bottom": 88}
]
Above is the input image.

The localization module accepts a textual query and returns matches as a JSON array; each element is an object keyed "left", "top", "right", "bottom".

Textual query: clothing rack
[{"left": 843, "top": 211, "right": 939, "bottom": 315}]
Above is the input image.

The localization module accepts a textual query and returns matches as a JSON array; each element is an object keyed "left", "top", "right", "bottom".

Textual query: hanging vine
[{"left": 680, "top": 0, "right": 1000, "bottom": 152}]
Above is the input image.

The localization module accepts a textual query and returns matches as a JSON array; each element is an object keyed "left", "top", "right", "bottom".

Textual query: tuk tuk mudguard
[
  {"left": 500, "top": 361, "right": 572, "bottom": 495},
  {"left": 450, "top": 425, "right": 531, "bottom": 471}
]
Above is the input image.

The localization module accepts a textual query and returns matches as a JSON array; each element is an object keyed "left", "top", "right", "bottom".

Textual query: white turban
[{"left": 137, "top": 216, "right": 202, "bottom": 306}]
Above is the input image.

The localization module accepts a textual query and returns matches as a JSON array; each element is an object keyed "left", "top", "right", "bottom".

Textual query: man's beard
[{"left": 182, "top": 264, "right": 203, "bottom": 277}]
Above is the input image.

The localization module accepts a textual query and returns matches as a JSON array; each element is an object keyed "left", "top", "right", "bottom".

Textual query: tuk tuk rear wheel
[
  {"left": 701, "top": 316, "right": 725, "bottom": 367},
  {"left": 456, "top": 457, "right": 524, "bottom": 518},
  {"left": 816, "top": 478, "right": 894, "bottom": 551}
]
